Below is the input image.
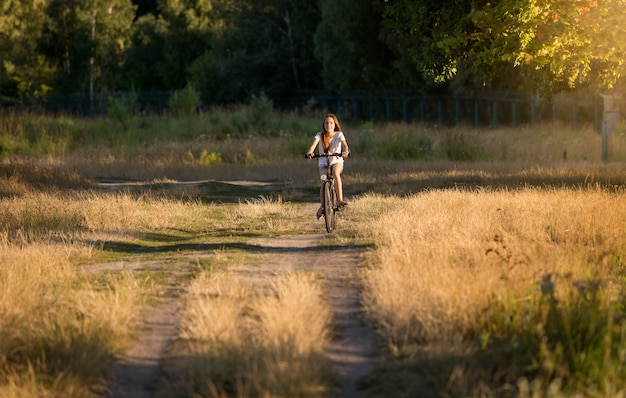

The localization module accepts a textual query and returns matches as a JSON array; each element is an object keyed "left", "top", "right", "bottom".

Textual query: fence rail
[
  {"left": 37, "top": 92, "right": 172, "bottom": 117},
  {"left": 292, "top": 94, "right": 603, "bottom": 131},
  {"left": 3, "top": 91, "right": 605, "bottom": 130}
]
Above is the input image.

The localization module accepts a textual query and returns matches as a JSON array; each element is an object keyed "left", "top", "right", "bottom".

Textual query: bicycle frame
[{"left": 308, "top": 152, "right": 343, "bottom": 233}]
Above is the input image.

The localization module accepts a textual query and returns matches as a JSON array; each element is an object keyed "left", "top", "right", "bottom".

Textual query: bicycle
[{"left": 305, "top": 152, "right": 347, "bottom": 233}]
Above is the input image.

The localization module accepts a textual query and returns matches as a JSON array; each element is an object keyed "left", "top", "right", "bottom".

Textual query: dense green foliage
[
  {"left": 1, "top": 0, "right": 625, "bottom": 105},
  {"left": 383, "top": 0, "right": 626, "bottom": 97}
]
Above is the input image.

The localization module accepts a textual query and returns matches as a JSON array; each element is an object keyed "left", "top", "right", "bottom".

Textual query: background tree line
[{"left": 1, "top": 0, "right": 624, "bottom": 107}]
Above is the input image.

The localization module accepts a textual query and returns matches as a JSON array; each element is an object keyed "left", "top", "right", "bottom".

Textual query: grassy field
[
  {"left": 352, "top": 189, "right": 626, "bottom": 396},
  {"left": 2, "top": 107, "right": 626, "bottom": 396}
]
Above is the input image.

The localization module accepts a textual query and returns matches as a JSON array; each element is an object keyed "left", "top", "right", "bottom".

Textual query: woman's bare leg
[{"left": 333, "top": 163, "right": 344, "bottom": 202}]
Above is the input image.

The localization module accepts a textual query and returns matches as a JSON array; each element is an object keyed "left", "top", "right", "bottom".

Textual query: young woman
[{"left": 305, "top": 113, "right": 351, "bottom": 219}]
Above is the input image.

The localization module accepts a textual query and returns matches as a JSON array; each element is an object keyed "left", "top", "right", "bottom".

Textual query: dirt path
[
  {"left": 102, "top": 204, "right": 379, "bottom": 398},
  {"left": 107, "top": 268, "right": 188, "bottom": 398},
  {"left": 248, "top": 232, "right": 379, "bottom": 398}
]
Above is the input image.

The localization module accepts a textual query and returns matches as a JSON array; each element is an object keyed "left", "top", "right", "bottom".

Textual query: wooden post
[{"left": 600, "top": 94, "right": 621, "bottom": 162}]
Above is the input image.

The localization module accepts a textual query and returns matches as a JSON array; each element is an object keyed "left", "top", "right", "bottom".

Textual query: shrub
[
  {"left": 106, "top": 91, "right": 138, "bottom": 130},
  {"left": 232, "top": 149, "right": 257, "bottom": 164},
  {"left": 439, "top": 130, "right": 484, "bottom": 160},
  {"left": 169, "top": 85, "right": 201, "bottom": 116},
  {"left": 356, "top": 131, "right": 433, "bottom": 160},
  {"left": 249, "top": 92, "right": 273, "bottom": 134},
  {"left": 300, "top": 97, "right": 316, "bottom": 118},
  {"left": 184, "top": 149, "right": 222, "bottom": 165}
]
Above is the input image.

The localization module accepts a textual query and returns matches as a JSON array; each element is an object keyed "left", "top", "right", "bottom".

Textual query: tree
[
  {"left": 94, "top": 0, "right": 137, "bottom": 93},
  {"left": 187, "top": 0, "right": 322, "bottom": 103},
  {"left": 156, "top": 0, "right": 216, "bottom": 89},
  {"left": 382, "top": 0, "right": 626, "bottom": 96},
  {"left": 471, "top": 0, "right": 626, "bottom": 95},
  {"left": 0, "top": 0, "right": 54, "bottom": 99},
  {"left": 380, "top": 1, "right": 470, "bottom": 81},
  {"left": 38, "top": 0, "right": 135, "bottom": 101},
  {"left": 314, "top": 0, "right": 398, "bottom": 93},
  {"left": 121, "top": 13, "right": 169, "bottom": 90}
]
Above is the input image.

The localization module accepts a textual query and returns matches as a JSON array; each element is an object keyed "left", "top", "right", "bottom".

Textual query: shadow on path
[{"left": 99, "top": 240, "right": 373, "bottom": 255}]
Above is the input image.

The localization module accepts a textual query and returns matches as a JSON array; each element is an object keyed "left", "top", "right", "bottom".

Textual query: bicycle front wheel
[
  {"left": 329, "top": 182, "right": 338, "bottom": 231},
  {"left": 323, "top": 181, "right": 334, "bottom": 233}
]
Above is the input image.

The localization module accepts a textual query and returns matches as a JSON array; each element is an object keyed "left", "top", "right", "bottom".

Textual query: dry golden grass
[
  {"left": 0, "top": 240, "right": 147, "bottom": 397},
  {"left": 0, "top": 190, "right": 218, "bottom": 242},
  {"left": 0, "top": 189, "right": 214, "bottom": 396},
  {"left": 5, "top": 114, "right": 626, "bottom": 396},
  {"left": 164, "top": 270, "right": 333, "bottom": 398},
  {"left": 0, "top": 185, "right": 320, "bottom": 396},
  {"left": 226, "top": 196, "right": 306, "bottom": 234},
  {"left": 354, "top": 186, "right": 626, "bottom": 395}
]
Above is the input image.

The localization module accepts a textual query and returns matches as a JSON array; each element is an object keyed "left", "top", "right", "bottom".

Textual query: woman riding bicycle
[{"left": 305, "top": 113, "right": 351, "bottom": 220}]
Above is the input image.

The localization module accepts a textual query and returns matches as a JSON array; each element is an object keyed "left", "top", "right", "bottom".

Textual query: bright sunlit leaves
[{"left": 384, "top": 0, "right": 626, "bottom": 95}]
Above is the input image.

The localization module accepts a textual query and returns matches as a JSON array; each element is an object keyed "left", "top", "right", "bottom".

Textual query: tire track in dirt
[
  {"left": 108, "top": 300, "right": 180, "bottom": 398},
  {"left": 247, "top": 208, "right": 379, "bottom": 398},
  {"left": 95, "top": 263, "right": 191, "bottom": 398},
  {"left": 322, "top": 257, "right": 378, "bottom": 398},
  {"left": 100, "top": 204, "right": 378, "bottom": 398}
]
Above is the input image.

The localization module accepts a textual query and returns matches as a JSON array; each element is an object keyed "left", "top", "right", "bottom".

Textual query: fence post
[
  {"left": 531, "top": 99, "right": 536, "bottom": 125},
  {"left": 602, "top": 119, "right": 608, "bottom": 162},
  {"left": 385, "top": 98, "right": 391, "bottom": 121},
  {"left": 420, "top": 99, "right": 425, "bottom": 123},
  {"left": 402, "top": 98, "right": 407, "bottom": 123},
  {"left": 437, "top": 100, "right": 443, "bottom": 124},
  {"left": 512, "top": 101, "right": 517, "bottom": 128},
  {"left": 474, "top": 100, "right": 479, "bottom": 128},
  {"left": 492, "top": 101, "right": 498, "bottom": 128},
  {"left": 600, "top": 94, "right": 621, "bottom": 162},
  {"left": 455, "top": 99, "right": 460, "bottom": 126}
]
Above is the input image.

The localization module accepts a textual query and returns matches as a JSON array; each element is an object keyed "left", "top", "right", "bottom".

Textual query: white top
[{"left": 315, "top": 131, "right": 345, "bottom": 168}]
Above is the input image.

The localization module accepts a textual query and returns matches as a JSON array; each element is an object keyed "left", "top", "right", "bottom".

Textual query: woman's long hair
[{"left": 322, "top": 114, "right": 341, "bottom": 152}]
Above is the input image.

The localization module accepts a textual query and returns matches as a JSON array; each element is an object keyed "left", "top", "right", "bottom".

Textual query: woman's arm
[
  {"left": 306, "top": 137, "right": 320, "bottom": 156},
  {"left": 341, "top": 139, "right": 350, "bottom": 158}
]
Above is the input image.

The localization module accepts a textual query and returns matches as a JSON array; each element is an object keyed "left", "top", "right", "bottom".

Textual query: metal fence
[
  {"left": 38, "top": 92, "right": 172, "bottom": 117},
  {"left": 292, "top": 94, "right": 603, "bottom": 131},
  {"left": 7, "top": 91, "right": 605, "bottom": 130}
]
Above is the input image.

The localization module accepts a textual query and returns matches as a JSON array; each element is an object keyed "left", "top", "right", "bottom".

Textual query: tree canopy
[
  {"left": 1, "top": 0, "right": 625, "bottom": 104},
  {"left": 382, "top": 0, "right": 626, "bottom": 96}
]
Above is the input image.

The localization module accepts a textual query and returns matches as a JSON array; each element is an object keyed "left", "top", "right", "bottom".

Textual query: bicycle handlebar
[{"left": 305, "top": 152, "right": 349, "bottom": 159}]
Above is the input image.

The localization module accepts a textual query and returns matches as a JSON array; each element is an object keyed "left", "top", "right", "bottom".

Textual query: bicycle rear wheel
[{"left": 323, "top": 181, "right": 334, "bottom": 233}]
